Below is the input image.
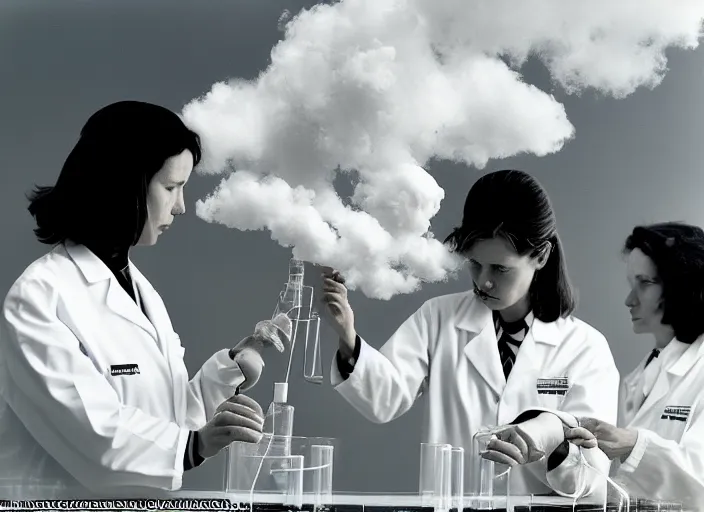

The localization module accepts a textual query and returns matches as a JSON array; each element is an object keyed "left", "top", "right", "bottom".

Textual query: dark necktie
[
  {"left": 494, "top": 311, "right": 529, "bottom": 380},
  {"left": 645, "top": 348, "right": 660, "bottom": 368}
]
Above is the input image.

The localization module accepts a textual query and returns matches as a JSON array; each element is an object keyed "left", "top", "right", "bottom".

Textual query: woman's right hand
[
  {"left": 197, "top": 394, "right": 264, "bottom": 459},
  {"left": 320, "top": 267, "right": 357, "bottom": 356}
]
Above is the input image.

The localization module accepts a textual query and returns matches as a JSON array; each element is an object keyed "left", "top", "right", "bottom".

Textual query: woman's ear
[{"left": 533, "top": 242, "right": 552, "bottom": 270}]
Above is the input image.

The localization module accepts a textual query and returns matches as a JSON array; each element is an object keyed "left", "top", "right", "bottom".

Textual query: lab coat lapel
[
  {"left": 65, "top": 242, "right": 158, "bottom": 343},
  {"left": 503, "top": 318, "right": 559, "bottom": 399},
  {"left": 105, "top": 271, "right": 158, "bottom": 342},
  {"left": 458, "top": 294, "right": 505, "bottom": 399},
  {"left": 129, "top": 266, "right": 187, "bottom": 423},
  {"left": 618, "top": 354, "right": 649, "bottom": 427},
  {"left": 631, "top": 338, "right": 704, "bottom": 425},
  {"left": 128, "top": 265, "right": 172, "bottom": 355}
]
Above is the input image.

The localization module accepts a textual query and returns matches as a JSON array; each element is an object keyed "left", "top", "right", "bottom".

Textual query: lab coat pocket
[
  {"left": 658, "top": 403, "right": 695, "bottom": 442},
  {"left": 536, "top": 376, "right": 569, "bottom": 409}
]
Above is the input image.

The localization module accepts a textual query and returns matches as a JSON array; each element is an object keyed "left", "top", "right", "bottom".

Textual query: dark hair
[
  {"left": 623, "top": 222, "right": 704, "bottom": 344},
  {"left": 444, "top": 169, "right": 576, "bottom": 322},
  {"left": 27, "top": 100, "right": 202, "bottom": 249}
]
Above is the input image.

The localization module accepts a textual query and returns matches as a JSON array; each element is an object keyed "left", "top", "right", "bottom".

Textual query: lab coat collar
[
  {"left": 63, "top": 241, "right": 117, "bottom": 283},
  {"left": 455, "top": 291, "right": 560, "bottom": 346},
  {"left": 667, "top": 335, "right": 704, "bottom": 377},
  {"left": 63, "top": 242, "right": 159, "bottom": 343},
  {"left": 630, "top": 335, "right": 704, "bottom": 424}
]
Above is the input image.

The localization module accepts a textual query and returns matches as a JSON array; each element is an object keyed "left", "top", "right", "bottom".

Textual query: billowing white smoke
[{"left": 182, "top": 0, "right": 704, "bottom": 300}]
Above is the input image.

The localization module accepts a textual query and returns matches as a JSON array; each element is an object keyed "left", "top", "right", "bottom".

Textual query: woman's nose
[
  {"left": 624, "top": 289, "right": 638, "bottom": 307},
  {"left": 172, "top": 193, "right": 186, "bottom": 215}
]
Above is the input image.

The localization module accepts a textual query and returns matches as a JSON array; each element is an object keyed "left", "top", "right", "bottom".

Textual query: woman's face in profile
[
  {"left": 624, "top": 247, "right": 665, "bottom": 335},
  {"left": 137, "top": 149, "right": 194, "bottom": 246}
]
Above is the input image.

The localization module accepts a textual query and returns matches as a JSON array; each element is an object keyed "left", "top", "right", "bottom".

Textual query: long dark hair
[
  {"left": 444, "top": 169, "right": 576, "bottom": 322},
  {"left": 623, "top": 222, "right": 704, "bottom": 344},
  {"left": 27, "top": 100, "right": 202, "bottom": 251}
]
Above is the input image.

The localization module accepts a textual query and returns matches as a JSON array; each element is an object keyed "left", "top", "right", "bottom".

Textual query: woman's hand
[
  {"left": 576, "top": 417, "right": 639, "bottom": 461},
  {"left": 480, "top": 425, "right": 545, "bottom": 466},
  {"left": 563, "top": 424, "right": 598, "bottom": 449},
  {"left": 319, "top": 267, "right": 356, "bottom": 356},
  {"left": 228, "top": 314, "right": 292, "bottom": 390},
  {"left": 197, "top": 394, "right": 264, "bottom": 458}
]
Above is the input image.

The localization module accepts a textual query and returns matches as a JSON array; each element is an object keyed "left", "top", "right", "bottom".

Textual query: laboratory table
[
  {"left": 168, "top": 491, "right": 686, "bottom": 512},
  {"left": 0, "top": 490, "right": 685, "bottom": 511}
]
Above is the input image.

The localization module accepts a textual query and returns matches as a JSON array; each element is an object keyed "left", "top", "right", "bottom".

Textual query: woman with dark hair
[
  {"left": 567, "top": 222, "right": 704, "bottom": 508},
  {"left": 320, "top": 170, "right": 619, "bottom": 497},
  {"left": 0, "top": 101, "right": 283, "bottom": 498}
]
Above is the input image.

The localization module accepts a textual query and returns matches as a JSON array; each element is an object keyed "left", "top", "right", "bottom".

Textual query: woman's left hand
[
  {"left": 480, "top": 425, "right": 545, "bottom": 466},
  {"left": 228, "top": 314, "right": 293, "bottom": 390},
  {"left": 230, "top": 313, "right": 292, "bottom": 357},
  {"left": 576, "top": 417, "right": 639, "bottom": 461}
]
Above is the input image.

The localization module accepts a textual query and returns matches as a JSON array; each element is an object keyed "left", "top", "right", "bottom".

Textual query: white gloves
[{"left": 229, "top": 313, "right": 292, "bottom": 391}]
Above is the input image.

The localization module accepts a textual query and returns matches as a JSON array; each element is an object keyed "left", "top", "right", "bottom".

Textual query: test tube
[
  {"left": 471, "top": 430, "right": 496, "bottom": 511},
  {"left": 303, "top": 292, "right": 323, "bottom": 384},
  {"left": 450, "top": 447, "right": 465, "bottom": 510},
  {"left": 419, "top": 443, "right": 452, "bottom": 508},
  {"left": 311, "top": 444, "right": 334, "bottom": 506}
]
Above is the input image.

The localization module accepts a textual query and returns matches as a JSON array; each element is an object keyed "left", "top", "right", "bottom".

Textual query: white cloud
[{"left": 182, "top": 0, "right": 704, "bottom": 299}]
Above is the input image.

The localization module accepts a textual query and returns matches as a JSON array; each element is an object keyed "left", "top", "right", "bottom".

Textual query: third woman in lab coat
[
  {"left": 0, "top": 101, "right": 285, "bottom": 498},
  {"left": 320, "top": 169, "right": 619, "bottom": 497},
  {"left": 567, "top": 222, "right": 704, "bottom": 509}
]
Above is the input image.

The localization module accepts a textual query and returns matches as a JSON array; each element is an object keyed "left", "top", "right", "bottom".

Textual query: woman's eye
[
  {"left": 496, "top": 267, "right": 509, "bottom": 273},
  {"left": 165, "top": 186, "right": 175, "bottom": 192}
]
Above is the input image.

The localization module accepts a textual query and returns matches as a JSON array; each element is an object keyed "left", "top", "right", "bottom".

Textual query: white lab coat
[
  {"left": 614, "top": 334, "right": 704, "bottom": 510},
  {"left": 0, "top": 242, "right": 246, "bottom": 498},
  {"left": 331, "top": 290, "right": 619, "bottom": 497}
]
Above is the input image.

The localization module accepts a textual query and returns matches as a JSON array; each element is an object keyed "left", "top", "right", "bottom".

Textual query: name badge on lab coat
[
  {"left": 537, "top": 377, "right": 569, "bottom": 396},
  {"left": 110, "top": 364, "right": 140, "bottom": 376},
  {"left": 661, "top": 405, "right": 691, "bottom": 422}
]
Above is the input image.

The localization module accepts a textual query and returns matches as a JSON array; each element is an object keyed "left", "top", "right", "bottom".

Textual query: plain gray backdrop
[{"left": 1, "top": 0, "right": 704, "bottom": 494}]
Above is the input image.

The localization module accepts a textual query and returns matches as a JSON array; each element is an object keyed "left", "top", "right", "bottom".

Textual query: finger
[
  {"left": 325, "top": 303, "right": 343, "bottom": 315},
  {"left": 236, "top": 336, "right": 265, "bottom": 353},
  {"left": 571, "top": 438, "right": 599, "bottom": 449},
  {"left": 222, "top": 394, "right": 265, "bottom": 418},
  {"left": 322, "top": 290, "right": 346, "bottom": 303},
  {"left": 253, "top": 334, "right": 284, "bottom": 353},
  {"left": 214, "top": 404, "right": 264, "bottom": 428},
  {"left": 214, "top": 409, "right": 265, "bottom": 433},
  {"left": 565, "top": 426, "right": 597, "bottom": 441},
  {"left": 319, "top": 266, "right": 346, "bottom": 281},
  {"left": 322, "top": 278, "right": 346, "bottom": 293},
  {"left": 577, "top": 417, "right": 599, "bottom": 431},
  {"left": 322, "top": 298, "right": 346, "bottom": 318},
  {"left": 321, "top": 296, "right": 346, "bottom": 313},
  {"left": 481, "top": 449, "right": 519, "bottom": 467},
  {"left": 508, "top": 428, "right": 530, "bottom": 459},
  {"left": 486, "top": 438, "right": 525, "bottom": 464},
  {"left": 214, "top": 426, "right": 264, "bottom": 444},
  {"left": 216, "top": 401, "right": 265, "bottom": 424},
  {"left": 321, "top": 294, "right": 344, "bottom": 307}
]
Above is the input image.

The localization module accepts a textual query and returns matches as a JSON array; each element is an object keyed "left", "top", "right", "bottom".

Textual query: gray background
[{"left": 1, "top": 0, "right": 704, "bottom": 494}]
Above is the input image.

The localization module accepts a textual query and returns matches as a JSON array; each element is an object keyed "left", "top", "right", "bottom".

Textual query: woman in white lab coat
[
  {"left": 567, "top": 222, "right": 704, "bottom": 509},
  {"left": 320, "top": 169, "right": 619, "bottom": 498},
  {"left": 0, "top": 101, "right": 282, "bottom": 499}
]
